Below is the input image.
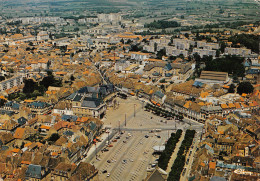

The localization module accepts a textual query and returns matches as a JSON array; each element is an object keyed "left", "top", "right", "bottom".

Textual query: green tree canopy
[
  {"left": 237, "top": 81, "right": 254, "bottom": 95},
  {"left": 48, "top": 133, "right": 60, "bottom": 142},
  {"left": 40, "top": 71, "right": 62, "bottom": 89},
  {"left": 23, "top": 79, "right": 36, "bottom": 94},
  {"left": 144, "top": 20, "right": 180, "bottom": 29},
  {"left": 228, "top": 84, "right": 235, "bottom": 93}
]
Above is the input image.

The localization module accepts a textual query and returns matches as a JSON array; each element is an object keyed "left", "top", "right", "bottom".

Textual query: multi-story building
[
  {"left": 97, "top": 13, "right": 122, "bottom": 24},
  {"left": 27, "top": 101, "right": 52, "bottom": 115},
  {"left": 197, "top": 41, "right": 219, "bottom": 50},
  {"left": 66, "top": 85, "right": 114, "bottom": 118},
  {"left": 71, "top": 94, "right": 106, "bottom": 118},
  {"left": 143, "top": 44, "right": 155, "bottom": 53},
  {"left": 201, "top": 105, "right": 223, "bottom": 119},
  {"left": 224, "top": 47, "right": 251, "bottom": 57},
  {"left": 131, "top": 52, "right": 151, "bottom": 63},
  {"left": 193, "top": 48, "right": 216, "bottom": 58},
  {"left": 0, "top": 76, "right": 24, "bottom": 92},
  {"left": 172, "top": 39, "right": 195, "bottom": 50},
  {"left": 171, "top": 48, "right": 188, "bottom": 57}
]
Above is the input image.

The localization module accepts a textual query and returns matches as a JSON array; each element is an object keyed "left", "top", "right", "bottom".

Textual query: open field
[{"left": 0, "top": 0, "right": 259, "bottom": 25}]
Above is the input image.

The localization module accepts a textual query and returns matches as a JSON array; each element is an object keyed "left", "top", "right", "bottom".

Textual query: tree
[
  {"left": 40, "top": 71, "right": 62, "bottom": 89},
  {"left": 228, "top": 34, "right": 260, "bottom": 54},
  {"left": 0, "top": 76, "right": 5, "bottom": 81},
  {"left": 47, "top": 70, "right": 53, "bottom": 77},
  {"left": 160, "top": 85, "right": 165, "bottom": 92},
  {"left": 126, "top": 39, "right": 132, "bottom": 44},
  {"left": 145, "top": 20, "right": 180, "bottom": 29},
  {"left": 154, "top": 42, "right": 158, "bottom": 52},
  {"left": 216, "top": 49, "right": 220, "bottom": 57},
  {"left": 130, "top": 44, "right": 142, "bottom": 52},
  {"left": 0, "top": 98, "right": 6, "bottom": 107},
  {"left": 23, "top": 79, "right": 36, "bottom": 94},
  {"left": 179, "top": 115, "right": 184, "bottom": 121},
  {"left": 237, "top": 81, "right": 254, "bottom": 95},
  {"left": 228, "top": 84, "right": 235, "bottom": 93},
  {"left": 204, "top": 55, "right": 245, "bottom": 78},
  {"left": 70, "top": 75, "right": 75, "bottom": 81},
  {"left": 220, "top": 42, "right": 226, "bottom": 53},
  {"left": 9, "top": 68, "right": 14, "bottom": 73},
  {"left": 40, "top": 75, "right": 54, "bottom": 89},
  {"left": 32, "top": 90, "right": 41, "bottom": 98},
  {"left": 20, "top": 142, "right": 25, "bottom": 149},
  {"left": 156, "top": 48, "right": 166, "bottom": 59},
  {"left": 48, "top": 133, "right": 60, "bottom": 142}
]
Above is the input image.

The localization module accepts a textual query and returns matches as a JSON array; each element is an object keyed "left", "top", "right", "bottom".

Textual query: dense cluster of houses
[
  {"left": 0, "top": 10, "right": 259, "bottom": 180},
  {"left": 190, "top": 113, "right": 260, "bottom": 180}
]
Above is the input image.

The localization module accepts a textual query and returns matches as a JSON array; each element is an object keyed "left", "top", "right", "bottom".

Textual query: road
[{"left": 180, "top": 131, "right": 202, "bottom": 181}]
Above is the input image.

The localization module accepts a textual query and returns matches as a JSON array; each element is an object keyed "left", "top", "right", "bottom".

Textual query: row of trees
[
  {"left": 158, "top": 129, "right": 182, "bottom": 170},
  {"left": 144, "top": 103, "right": 184, "bottom": 120},
  {"left": 204, "top": 21, "right": 252, "bottom": 30},
  {"left": 168, "top": 129, "right": 196, "bottom": 181},
  {"left": 144, "top": 20, "right": 180, "bottom": 29}
]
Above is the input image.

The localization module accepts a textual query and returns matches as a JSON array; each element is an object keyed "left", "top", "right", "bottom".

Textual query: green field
[{"left": 0, "top": 0, "right": 259, "bottom": 26}]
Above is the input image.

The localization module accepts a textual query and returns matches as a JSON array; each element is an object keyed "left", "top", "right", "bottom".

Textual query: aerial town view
[{"left": 0, "top": 0, "right": 259, "bottom": 180}]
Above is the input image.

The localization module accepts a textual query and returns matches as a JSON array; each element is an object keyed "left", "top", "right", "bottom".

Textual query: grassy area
[{"left": 0, "top": 0, "right": 259, "bottom": 25}]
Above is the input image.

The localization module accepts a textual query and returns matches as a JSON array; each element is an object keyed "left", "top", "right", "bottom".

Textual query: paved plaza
[{"left": 87, "top": 96, "right": 201, "bottom": 180}]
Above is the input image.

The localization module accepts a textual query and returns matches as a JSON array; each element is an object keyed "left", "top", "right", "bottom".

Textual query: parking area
[
  {"left": 89, "top": 96, "right": 191, "bottom": 180},
  {"left": 103, "top": 96, "right": 189, "bottom": 130},
  {"left": 91, "top": 130, "right": 170, "bottom": 181}
]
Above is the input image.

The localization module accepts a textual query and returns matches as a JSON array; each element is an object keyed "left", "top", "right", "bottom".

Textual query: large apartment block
[
  {"left": 0, "top": 76, "right": 24, "bottom": 92},
  {"left": 193, "top": 48, "right": 216, "bottom": 58},
  {"left": 224, "top": 47, "right": 251, "bottom": 56}
]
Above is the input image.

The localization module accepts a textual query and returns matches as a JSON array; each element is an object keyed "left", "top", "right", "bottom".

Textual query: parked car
[
  {"left": 182, "top": 168, "right": 186, "bottom": 176},
  {"left": 151, "top": 164, "right": 156, "bottom": 168},
  {"left": 103, "top": 148, "right": 109, "bottom": 152},
  {"left": 186, "top": 159, "right": 189, "bottom": 165}
]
